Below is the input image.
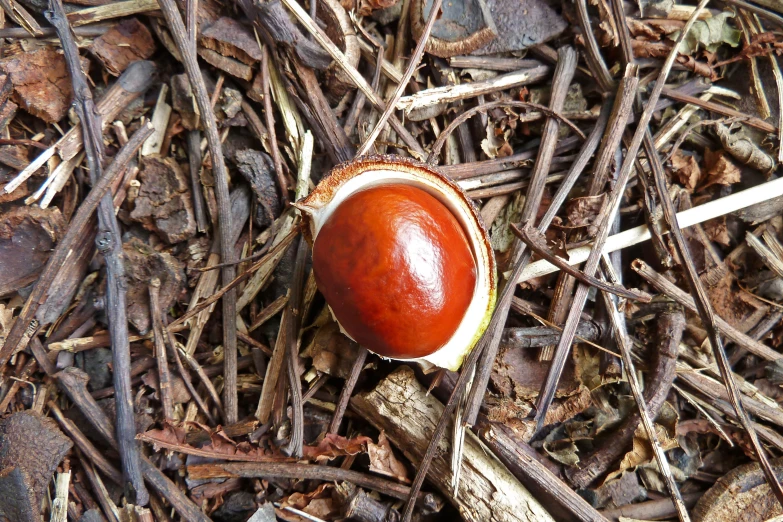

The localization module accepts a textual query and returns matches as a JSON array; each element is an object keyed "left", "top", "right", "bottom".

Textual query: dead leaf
[
  {"left": 139, "top": 423, "right": 285, "bottom": 462},
  {"left": 565, "top": 194, "right": 606, "bottom": 227},
  {"left": 671, "top": 150, "right": 701, "bottom": 191},
  {"left": 302, "top": 433, "right": 371, "bottom": 462},
  {"left": 701, "top": 149, "right": 741, "bottom": 190},
  {"left": 0, "top": 206, "right": 65, "bottom": 297},
  {"left": 605, "top": 402, "right": 680, "bottom": 483},
  {"left": 703, "top": 216, "right": 731, "bottom": 246},
  {"left": 677, "top": 12, "right": 741, "bottom": 55},
  {"left": 302, "top": 320, "right": 361, "bottom": 379},
  {"left": 358, "top": 0, "right": 399, "bottom": 15},
  {"left": 480, "top": 121, "right": 512, "bottom": 159},
  {"left": 281, "top": 484, "right": 338, "bottom": 520},
  {"left": 368, "top": 432, "right": 410, "bottom": 483}
]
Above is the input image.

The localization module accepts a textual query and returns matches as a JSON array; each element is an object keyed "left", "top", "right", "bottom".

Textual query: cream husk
[{"left": 298, "top": 160, "right": 496, "bottom": 372}]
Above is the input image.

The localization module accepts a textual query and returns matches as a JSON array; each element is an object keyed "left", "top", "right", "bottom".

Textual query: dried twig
[
  {"left": 534, "top": 0, "right": 709, "bottom": 430},
  {"left": 156, "top": 0, "right": 239, "bottom": 424},
  {"left": 47, "top": 0, "right": 148, "bottom": 504},
  {"left": 149, "top": 279, "right": 174, "bottom": 421},
  {"left": 510, "top": 224, "right": 650, "bottom": 301},
  {"left": 328, "top": 347, "right": 368, "bottom": 434},
  {"left": 356, "top": 0, "right": 442, "bottom": 155},
  {"left": 280, "top": 0, "right": 425, "bottom": 157}
]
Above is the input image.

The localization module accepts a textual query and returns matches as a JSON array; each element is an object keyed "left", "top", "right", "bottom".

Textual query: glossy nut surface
[{"left": 312, "top": 183, "right": 477, "bottom": 359}]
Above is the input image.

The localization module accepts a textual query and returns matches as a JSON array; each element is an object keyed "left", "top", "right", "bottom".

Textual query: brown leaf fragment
[
  {"left": 595, "top": 470, "right": 646, "bottom": 509},
  {"left": 89, "top": 18, "right": 157, "bottom": 76},
  {"left": 565, "top": 194, "right": 606, "bottom": 227},
  {"left": 122, "top": 237, "right": 185, "bottom": 335},
  {"left": 1, "top": 47, "right": 90, "bottom": 123},
  {"left": 693, "top": 458, "right": 783, "bottom": 522},
  {"left": 302, "top": 433, "right": 372, "bottom": 462},
  {"left": 302, "top": 320, "right": 361, "bottom": 379},
  {"left": 142, "top": 370, "right": 193, "bottom": 404},
  {"left": 703, "top": 216, "right": 731, "bottom": 246},
  {"left": 282, "top": 484, "right": 339, "bottom": 520},
  {"left": 359, "top": 0, "right": 399, "bottom": 15},
  {"left": 671, "top": 149, "right": 701, "bottom": 191},
  {"left": 0, "top": 145, "right": 28, "bottom": 171},
  {"left": 491, "top": 340, "right": 581, "bottom": 399},
  {"left": 130, "top": 156, "right": 197, "bottom": 243},
  {"left": 139, "top": 423, "right": 285, "bottom": 462},
  {"left": 0, "top": 206, "right": 64, "bottom": 297},
  {"left": 367, "top": 432, "right": 410, "bottom": 483},
  {"left": 0, "top": 411, "right": 72, "bottom": 522},
  {"left": 200, "top": 17, "right": 264, "bottom": 65},
  {"left": 701, "top": 148, "right": 741, "bottom": 190},
  {"left": 702, "top": 263, "right": 768, "bottom": 333}
]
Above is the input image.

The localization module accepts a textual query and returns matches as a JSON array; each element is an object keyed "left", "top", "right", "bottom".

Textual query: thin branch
[
  {"left": 510, "top": 224, "right": 651, "bottom": 301},
  {"left": 533, "top": 0, "right": 708, "bottom": 431},
  {"left": 156, "top": 0, "right": 239, "bottom": 424},
  {"left": 149, "top": 279, "right": 175, "bottom": 421},
  {"left": 427, "top": 100, "right": 585, "bottom": 163},
  {"left": 280, "top": 0, "right": 425, "bottom": 157},
  {"left": 328, "top": 346, "right": 368, "bottom": 434}
]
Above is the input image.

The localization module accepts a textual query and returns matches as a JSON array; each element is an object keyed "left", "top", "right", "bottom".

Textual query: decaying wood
[
  {"left": 478, "top": 420, "right": 609, "bottom": 522},
  {"left": 0, "top": 411, "right": 72, "bottom": 521},
  {"left": 351, "top": 366, "right": 555, "bottom": 522}
]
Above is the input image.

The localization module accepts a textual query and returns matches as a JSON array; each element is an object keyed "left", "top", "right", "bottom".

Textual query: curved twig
[
  {"left": 427, "top": 100, "right": 586, "bottom": 164},
  {"left": 510, "top": 223, "right": 651, "bottom": 302}
]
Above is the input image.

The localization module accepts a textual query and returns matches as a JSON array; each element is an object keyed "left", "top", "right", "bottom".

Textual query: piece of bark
[
  {"left": 0, "top": 411, "right": 72, "bottom": 522},
  {"left": 0, "top": 206, "right": 64, "bottom": 297},
  {"left": 0, "top": 73, "right": 14, "bottom": 105},
  {"left": 170, "top": 74, "right": 199, "bottom": 131},
  {"left": 351, "top": 366, "right": 554, "bottom": 522},
  {"left": 130, "top": 156, "right": 197, "bottom": 243},
  {"left": 197, "top": 48, "right": 254, "bottom": 81},
  {"left": 199, "top": 17, "right": 263, "bottom": 65},
  {"left": 0, "top": 164, "right": 26, "bottom": 203},
  {"left": 0, "top": 47, "right": 90, "bottom": 123},
  {"left": 0, "top": 100, "right": 17, "bottom": 133},
  {"left": 0, "top": 145, "right": 29, "bottom": 171},
  {"left": 693, "top": 458, "right": 783, "bottom": 522},
  {"left": 234, "top": 149, "right": 281, "bottom": 229},
  {"left": 336, "top": 483, "right": 400, "bottom": 522},
  {"left": 89, "top": 18, "right": 156, "bottom": 75},
  {"left": 122, "top": 237, "right": 186, "bottom": 335}
]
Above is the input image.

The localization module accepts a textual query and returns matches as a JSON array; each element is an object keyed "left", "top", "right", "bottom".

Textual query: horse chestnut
[{"left": 297, "top": 156, "right": 496, "bottom": 371}]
